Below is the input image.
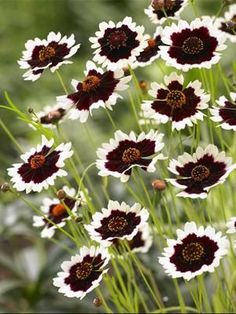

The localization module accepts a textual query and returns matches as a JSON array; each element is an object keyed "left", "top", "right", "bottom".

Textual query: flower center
[
  {"left": 76, "top": 262, "right": 93, "bottom": 280},
  {"left": 152, "top": 0, "right": 175, "bottom": 11},
  {"left": 107, "top": 30, "right": 128, "bottom": 49},
  {"left": 182, "top": 242, "right": 204, "bottom": 262},
  {"left": 52, "top": 204, "right": 66, "bottom": 217},
  {"left": 30, "top": 154, "right": 46, "bottom": 169},
  {"left": 82, "top": 75, "right": 101, "bottom": 92},
  {"left": 39, "top": 46, "right": 56, "bottom": 62},
  {"left": 191, "top": 165, "right": 210, "bottom": 182},
  {"left": 182, "top": 36, "right": 204, "bottom": 55},
  {"left": 108, "top": 216, "right": 128, "bottom": 232},
  {"left": 147, "top": 38, "right": 157, "bottom": 48},
  {"left": 166, "top": 90, "right": 186, "bottom": 108},
  {"left": 122, "top": 147, "right": 141, "bottom": 164}
]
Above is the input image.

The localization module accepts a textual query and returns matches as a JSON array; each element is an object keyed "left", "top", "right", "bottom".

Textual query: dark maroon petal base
[
  {"left": 136, "top": 36, "right": 162, "bottom": 63},
  {"left": 219, "top": 100, "right": 236, "bottom": 126}
]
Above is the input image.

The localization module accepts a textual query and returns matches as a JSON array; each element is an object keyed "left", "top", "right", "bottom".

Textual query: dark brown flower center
[
  {"left": 108, "top": 216, "right": 128, "bottom": 232},
  {"left": 107, "top": 30, "right": 128, "bottom": 49},
  {"left": 182, "top": 36, "right": 204, "bottom": 55},
  {"left": 191, "top": 165, "right": 210, "bottom": 182},
  {"left": 76, "top": 262, "right": 93, "bottom": 280},
  {"left": 166, "top": 90, "right": 186, "bottom": 108},
  {"left": 182, "top": 242, "right": 204, "bottom": 262},
  {"left": 39, "top": 46, "right": 56, "bottom": 62},
  {"left": 147, "top": 38, "right": 157, "bottom": 48},
  {"left": 122, "top": 147, "right": 141, "bottom": 164},
  {"left": 152, "top": 0, "right": 175, "bottom": 11},
  {"left": 82, "top": 75, "right": 101, "bottom": 92},
  {"left": 30, "top": 154, "right": 46, "bottom": 169},
  {"left": 52, "top": 204, "right": 66, "bottom": 217}
]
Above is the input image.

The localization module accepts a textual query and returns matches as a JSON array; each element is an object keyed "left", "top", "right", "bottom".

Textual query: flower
[
  {"left": 168, "top": 144, "right": 235, "bottom": 198},
  {"left": 18, "top": 32, "right": 80, "bottom": 81},
  {"left": 226, "top": 217, "right": 236, "bottom": 234},
  {"left": 141, "top": 72, "right": 210, "bottom": 130},
  {"left": 7, "top": 135, "right": 73, "bottom": 193},
  {"left": 90, "top": 17, "right": 148, "bottom": 70},
  {"left": 84, "top": 200, "right": 149, "bottom": 246},
  {"left": 210, "top": 93, "right": 236, "bottom": 131},
  {"left": 160, "top": 17, "right": 227, "bottom": 71},
  {"left": 215, "top": 4, "right": 236, "bottom": 43},
  {"left": 53, "top": 246, "right": 110, "bottom": 299},
  {"left": 96, "top": 130, "right": 165, "bottom": 182},
  {"left": 56, "top": 61, "right": 131, "bottom": 123},
  {"left": 159, "top": 222, "right": 229, "bottom": 280},
  {"left": 133, "top": 27, "right": 162, "bottom": 68},
  {"left": 144, "top": 0, "right": 188, "bottom": 25},
  {"left": 33, "top": 186, "right": 85, "bottom": 238}
]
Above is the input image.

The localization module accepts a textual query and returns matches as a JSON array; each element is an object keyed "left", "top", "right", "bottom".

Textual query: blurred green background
[{"left": 0, "top": 0, "right": 234, "bottom": 312}]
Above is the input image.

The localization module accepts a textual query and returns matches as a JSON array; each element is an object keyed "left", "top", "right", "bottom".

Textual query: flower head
[
  {"left": 142, "top": 72, "right": 210, "bottom": 130},
  {"left": 53, "top": 246, "right": 110, "bottom": 299},
  {"left": 7, "top": 136, "right": 73, "bottom": 193},
  {"left": 168, "top": 144, "right": 235, "bottom": 198},
  {"left": 57, "top": 61, "right": 130, "bottom": 123},
  {"left": 160, "top": 17, "right": 227, "bottom": 71},
  {"left": 18, "top": 32, "right": 80, "bottom": 81},
  {"left": 90, "top": 17, "right": 148, "bottom": 70},
  {"left": 226, "top": 217, "right": 236, "bottom": 234},
  {"left": 210, "top": 93, "right": 236, "bottom": 131},
  {"left": 96, "top": 130, "right": 165, "bottom": 182},
  {"left": 145, "top": 0, "right": 188, "bottom": 25},
  {"left": 215, "top": 4, "right": 236, "bottom": 43},
  {"left": 159, "top": 222, "right": 229, "bottom": 280},
  {"left": 85, "top": 200, "right": 149, "bottom": 246}
]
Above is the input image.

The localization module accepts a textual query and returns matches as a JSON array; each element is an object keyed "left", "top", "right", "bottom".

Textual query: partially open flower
[
  {"left": 159, "top": 221, "right": 229, "bottom": 280},
  {"left": 7, "top": 136, "right": 73, "bottom": 193},
  {"left": 18, "top": 32, "right": 80, "bottom": 81},
  {"left": 57, "top": 61, "right": 131, "bottom": 123},
  {"left": 53, "top": 246, "right": 110, "bottom": 299},
  {"left": 96, "top": 130, "right": 165, "bottom": 182},
  {"left": 210, "top": 92, "right": 236, "bottom": 131},
  {"left": 141, "top": 72, "right": 210, "bottom": 130},
  {"left": 215, "top": 4, "right": 236, "bottom": 43},
  {"left": 84, "top": 200, "right": 149, "bottom": 246},
  {"left": 168, "top": 144, "right": 235, "bottom": 198},
  {"left": 90, "top": 17, "right": 148, "bottom": 70}
]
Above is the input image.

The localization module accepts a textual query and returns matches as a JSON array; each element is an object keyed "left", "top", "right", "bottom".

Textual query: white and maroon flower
[
  {"left": 215, "top": 4, "right": 236, "bottom": 43},
  {"left": 56, "top": 61, "right": 131, "bottom": 123},
  {"left": 84, "top": 200, "right": 149, "bottom": 246},
  {"left": 133, "top": 27, "right": 162, "bottom": 68},
  {"left": 144, "top": 0, "right": 188, "bottom": 25},
  {"left": 160, "top": 17, "right": 227, "bottom": 71},
  {"left": 141, "top": 72, "right": 210, "bottom": 130},
  {"left": 18, "top": 32, "right": 80, "bottom": 81},
  {"left": 159, "top": 221, "right": 229, "bottom": 280},
  {"left": 7, "top": 136, "right": 73, "bottom": 194},
  {"left": 53, "top": 246, "right": 110, "bottom": 299},
  {"left": 96, "top": 130, "right": 165, "bottom": 182},
  {"left": 210, "top": 93, "right": 236, "bottom": 131},
  {"left": 90, "top": 17, "right": 148, "bottom": 70},
  {"left": 33, "top": 186, "right": 85, "bottom": 238},
  {"left": 226, "top": 217, "right": 236, "bottom": 234},
  {"left": 168, "top": 144, "right": 235, "bottom": 199}
]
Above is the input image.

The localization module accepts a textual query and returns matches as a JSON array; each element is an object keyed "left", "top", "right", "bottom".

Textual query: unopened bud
[
  {"left": 93, "top": 297, "right": 102, "bottom": 307},
  {"left": 152, "top": 179, "right": 166, "bottom": 191},
  {"left": 28, "top": 107, "right": 34, "bottom": 114},
  {"left": 57, "top": 189, "right": 66, "bottom": 200},
  {"left": 0, "top": 182, "right": 10, "bottom": 192},
  {"left": 75, "top": 216, "right": 83, "bottom": 223},
  {"left": 139, "top": 80, "right": 149, "bottom": 93}
]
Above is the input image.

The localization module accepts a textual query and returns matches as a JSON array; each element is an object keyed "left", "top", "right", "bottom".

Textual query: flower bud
[
  {"left": 152, "top": 179, "right": 166, "bottom": 191},
  {"left": 57, "top": 189, "right": 66, "bottom": 200},
  {"left": 93, "top": 297, "right": 102, "bottom": 307},
  {"left": 0, "top": 182, "right": 11, "bottom": 192}
]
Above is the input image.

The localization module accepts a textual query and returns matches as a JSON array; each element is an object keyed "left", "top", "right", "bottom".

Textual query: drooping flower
[
  {"left": 53, "top": 246, "right": 110, "bottom": 299},
  {"left": 7, "top": 136, "right": 73, "bottom": 193},
  {"left": 226, "top": 217, "right": 236, "bottom": 234},
  {"left": 33, "top": 186, "right": 86, "bottom": 238},
  {"left": 18, "top": 32, "right": 80, "bottom": 81},
  {"left": 96, "top": 130, "right": 165, "bottom": 182},
  {"left": 159, "top": 222, "right": 229, "bottom": 280},
  {"left": 144, "top": 0, "right": 188, "bottom": 25},
  {"left": 90, "top": 17, "right": 148, "bottom": 70},
  {"left": 160, "top": 17, "right": 227, "bottom": 71},
  {"left": 167, "top": 144, "right": 235, "bottom": 198},
  {"left": 215, "top": 4, "right": 236, "bottom": 43},
  {"left": 84, "top": 200, "right": 149, "bottom": 246},
  {"left": 210, "top": 93, "right": 236, "bottom": 131},
  {"left": 141, "top": 72, "right": 210, "bottom": 130},
  {"left": 56, "top": 61, "right": 131, "bottom": 123}
]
